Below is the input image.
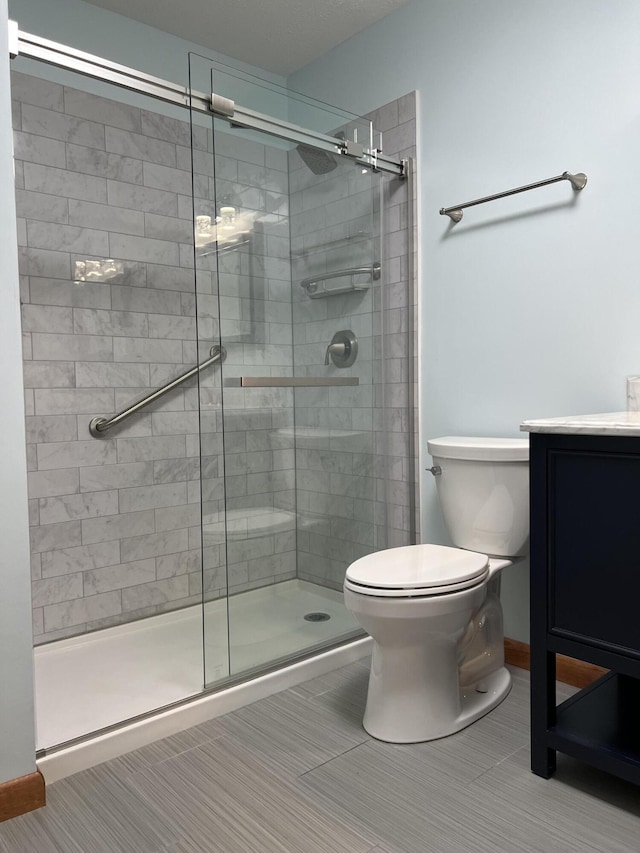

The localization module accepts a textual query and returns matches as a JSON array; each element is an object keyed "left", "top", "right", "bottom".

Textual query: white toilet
[{"left": 344, "top": 436, "right": 529, "bottom": 743}]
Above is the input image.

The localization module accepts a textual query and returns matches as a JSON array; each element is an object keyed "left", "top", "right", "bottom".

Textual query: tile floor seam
[
  {"left": 297, "top": 740, "right": 371, "bottom": 780},
  {"left": 465, "top": 743, "right": 530, "bottom": 785},
  {"left": 125, "top": 734, "right": 382, "bottom": 853}
]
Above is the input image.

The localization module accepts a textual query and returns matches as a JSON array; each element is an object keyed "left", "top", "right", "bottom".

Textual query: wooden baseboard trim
[
  {"left": 504, "top": 638, "right": 608, "bottom": 689},
  {"left": 0, "top": 770, "right": 45, "bottom": 822}
]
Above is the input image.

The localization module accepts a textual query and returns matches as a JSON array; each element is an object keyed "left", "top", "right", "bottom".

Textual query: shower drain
[{"left": 304, "top": 612, "right": 331, "bottom": 622}]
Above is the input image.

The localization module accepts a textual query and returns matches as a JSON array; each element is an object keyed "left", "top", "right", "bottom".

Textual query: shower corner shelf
[{"left": 301, "top": 261, "right": 380, "bottom": 299}]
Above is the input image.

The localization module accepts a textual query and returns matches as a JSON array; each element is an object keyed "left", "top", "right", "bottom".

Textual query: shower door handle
[{"left": 237, "top": 377, "right": 359, "bottom": 387}]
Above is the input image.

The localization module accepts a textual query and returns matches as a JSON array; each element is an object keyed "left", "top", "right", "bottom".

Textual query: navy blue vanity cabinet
[{"left": 530, "top": 431, "right": 640, "bottom": 785}]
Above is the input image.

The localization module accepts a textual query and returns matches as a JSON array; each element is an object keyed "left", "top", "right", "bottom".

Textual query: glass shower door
[{"left": 189, "top": 54, "right": 381, "bottom": 685}]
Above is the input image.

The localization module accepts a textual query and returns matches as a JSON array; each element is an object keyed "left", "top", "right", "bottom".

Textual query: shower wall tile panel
[
  {"left": 195, "top": 118, "right": 296, "bottom": 603},
  {"left": 290, "top": 94, "right": 418, "bottom": 590},
  {"left": 14, "top": 71, "right": 294, "bottom": 643},
  {"left": 367, "top": 92, "right": 419, "bottom": 548}
]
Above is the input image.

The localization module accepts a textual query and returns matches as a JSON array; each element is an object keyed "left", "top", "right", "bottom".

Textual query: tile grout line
[{"left": 297, "top": 739, "right": 370, "bottom": 781}]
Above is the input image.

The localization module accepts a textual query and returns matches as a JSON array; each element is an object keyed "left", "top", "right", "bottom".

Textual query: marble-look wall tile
[
  {"left": 141, "top": 110, "right": 193, "bottom": 147},
  {"left": 109, "top": 233, "right": 179, "bottom": 266},
  {"left": 64, "top": 88, "right": 142, "bottom": 133},
  {"left": 37, "top": 439, "right": 117, "bottom": 470},
  {"left": 142, "top": 161, "right": 191, "bottom": 195},
  {"left": 22, "top": 103, "right": 106, "bottom": 148},
  {"left": 39, "top": 489, "right": 119, "bottom": 525},
  {"left": 24, "top": 162, "right": 107, "bottom": 203},
  {"left": 32, "top": 573, "right": 83, "bottom": 608},
  {"left": 44, "top": 590, "right": 122, "bottom": 632},
  {"left": 80, "top": 511, "right": 155, "bottom": 547},
  {"left": 66, "top": 143, "right": 143, "bottom": 183},
  {"left": 110, "top": 285, "right": 182, "bottom": 316},
  {"left": 84, "top": 558, "right": 156, "bottom": 595},
  {"left": 153, "top": 458, "right": 200, "bottom": 484},
  {"left": 30, "top": 520, "right": 82, "bottom": 554},
  {"left": 119, "top": 482, "right": 187, "bottom": 513},
  {"left": 28, "top": 277, "right": 112, "bottom": 309},
  {"left": 25, "top": 414, "right": 78, "bottom": 444},
  {"left": 147, "top": 314, "right": 195, "bottom": 340},
  {"left": 112, "top": 337, "right": 183, "bottom": 363},
  {"left": 11, "top": 72, "right": 64, "bottom": 111},
  {"left": 16, "top": 187, "right": 68, "bottom": 222},
  {"left": 121, "top": 576, "right": 189, "bottom": 611},
  {"left": 34, "top": 388, "right": 114, "bottom": 416},
  {"left": 116, "top": 435, "right": 186, "bottom": 463},
  {"left": 16, "top": 71, "right": 306, "bottom": 641},
  {"left": 23, "top": 361, "right": 75, "bottom": 389},
  {"left": 144, "top": 212, "right": 191, "bottom": 243},
  {"left": 75, "top": 361, "right": 149, "bottom": 389},
  {"left": 105, "top": 126, "right": 176, "bottom": 167},
  {"left": 79, "top": 462, "right": 154, "bottom": 492},
  {"left": 68, "top": 199, "right": 145, "bottom": 236},
  {"left": 32, "top": 333, "right": 113, "bottom": 363},
  {"left": 28, "top": 468, "right": 80, "bottom": 499},
  {"left": 120, "top": 529, "right": 189, "bottom": 562},
  {"left": 41, "top": 540, "right": 120, "bottom": 578},
  {"left": 156, "top": 548, "right": 201, "bottom": 578}
]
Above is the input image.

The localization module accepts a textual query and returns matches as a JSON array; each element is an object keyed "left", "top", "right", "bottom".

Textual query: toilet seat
[{"left": 344, "top": 544, "right": 489, "bottom": 598}]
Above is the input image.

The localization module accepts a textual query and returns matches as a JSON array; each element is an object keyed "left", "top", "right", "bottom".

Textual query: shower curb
[{"left": 37, "top": 637, "right": 372, "bottom": 784}]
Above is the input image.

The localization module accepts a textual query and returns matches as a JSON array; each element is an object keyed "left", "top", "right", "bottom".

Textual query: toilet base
[{"left": 363, "top": 665, "right": 512, "bottom": 744}]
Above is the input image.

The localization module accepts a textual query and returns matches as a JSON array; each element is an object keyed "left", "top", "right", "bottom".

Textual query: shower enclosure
[{"left": 12, "top": 29, "right": 415, "bottom": 752}]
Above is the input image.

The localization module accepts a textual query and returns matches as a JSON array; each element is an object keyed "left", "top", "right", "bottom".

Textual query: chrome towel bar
[
  {"left": 440, "top": 171, "right": 587, "bottom": 222},
  {"left": 89, "top": 345, "right": 226, "bottom": 437}
]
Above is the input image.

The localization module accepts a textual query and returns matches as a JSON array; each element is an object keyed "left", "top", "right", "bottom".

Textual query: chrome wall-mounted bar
[
  {"left": 239, "top": 377, "right": 359, "bottom": 387},
  {"left": 440, "top": 171, "right": 587, "bottom": 223},
  {"left": 89, "top": 345, "right": 226, "bottom": 437},
  {"left": 12, "top": 27, "right": 405, "bottom": 178}
]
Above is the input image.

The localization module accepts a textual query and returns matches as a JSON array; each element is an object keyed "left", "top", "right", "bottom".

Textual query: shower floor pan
[{"left": 34, "top": 579, "right": 357, "bottom": 751}]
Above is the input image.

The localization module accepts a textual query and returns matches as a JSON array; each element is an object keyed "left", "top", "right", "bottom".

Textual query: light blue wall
[
  {"left": 0, "top": 2, "right": 37, "bottom": 783},
  {"left": 291, "top": 0, "right": 640, "bottom": 642}
]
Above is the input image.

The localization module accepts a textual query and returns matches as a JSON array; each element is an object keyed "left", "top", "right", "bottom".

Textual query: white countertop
[{"left": 521, "top": 412, "right": 640, "bottom": 436}]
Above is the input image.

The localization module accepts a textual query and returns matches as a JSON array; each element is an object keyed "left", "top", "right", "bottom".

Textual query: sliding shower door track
[{"left": 11, "top": 26, "right": 404, "bottom": 177}]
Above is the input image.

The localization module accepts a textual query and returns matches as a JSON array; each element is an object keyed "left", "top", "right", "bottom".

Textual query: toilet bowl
[{"left": 344, "top": 436, "right": 529, "bottom": 744}]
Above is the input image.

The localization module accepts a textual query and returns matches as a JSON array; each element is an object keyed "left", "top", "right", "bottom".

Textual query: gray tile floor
[{"left": 1, "top": 662, "right": 639, "bottom": 852}]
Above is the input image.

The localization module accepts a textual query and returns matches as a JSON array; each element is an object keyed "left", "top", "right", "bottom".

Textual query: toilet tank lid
[{"left": 427, "top": 436, "right": 529, "bottom": 461}]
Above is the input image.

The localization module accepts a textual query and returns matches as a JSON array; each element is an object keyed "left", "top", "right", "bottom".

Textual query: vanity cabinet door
[{"left": 549, "top": 447, "right": 640, "bottom": 658}]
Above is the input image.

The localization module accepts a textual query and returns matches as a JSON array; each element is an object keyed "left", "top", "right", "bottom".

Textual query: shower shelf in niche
[{"left": 301, "top": 262, "right": 380, "bottom": 299}]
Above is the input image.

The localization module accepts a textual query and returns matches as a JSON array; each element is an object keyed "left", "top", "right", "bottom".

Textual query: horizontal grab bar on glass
[
  {"left": 89, "top": 345, "right": 226, "bottom": 437},
  {"left": 238, "top": 377, "right": 359, "bottom": 387}
]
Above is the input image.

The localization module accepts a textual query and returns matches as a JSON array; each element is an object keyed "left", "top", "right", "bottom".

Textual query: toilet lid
[{"left": 345, "top": 544, "right": 489, "bottom": 593}]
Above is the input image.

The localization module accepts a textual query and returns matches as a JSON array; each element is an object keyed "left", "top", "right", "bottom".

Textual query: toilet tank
[{"left": 427, "top": 436, "right": 529, "bottom": 557}]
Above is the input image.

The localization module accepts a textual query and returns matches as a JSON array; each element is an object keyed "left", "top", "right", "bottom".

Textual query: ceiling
[{"left": 81, "top": 0, "right": 412, "bottom": 76}]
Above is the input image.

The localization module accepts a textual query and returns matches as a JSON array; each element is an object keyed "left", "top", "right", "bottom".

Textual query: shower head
[
  {"left": 296, "top": 144, "right": 338, "bottom": 175},
  {"left": 296, "top": 132, "right": 346, "bottom": 175}
]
